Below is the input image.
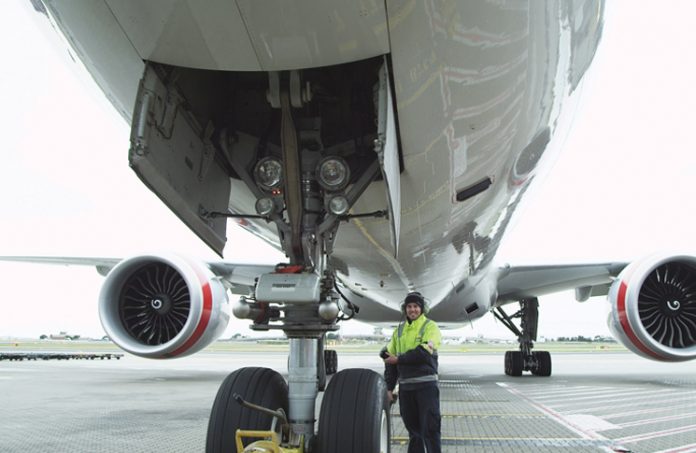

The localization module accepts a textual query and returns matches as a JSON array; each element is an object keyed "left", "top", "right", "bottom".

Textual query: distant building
[{"left": 48, "top": 331, "right": 79, "bottom": 340}]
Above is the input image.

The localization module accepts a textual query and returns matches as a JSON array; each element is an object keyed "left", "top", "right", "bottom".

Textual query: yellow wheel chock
[{"left": 236, "top": 429, "right": 303, "bottom": 453}]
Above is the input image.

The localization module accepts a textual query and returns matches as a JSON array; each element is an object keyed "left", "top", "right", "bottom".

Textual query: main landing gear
[{"left": 494, "top": 298, "right": 552, "bottom": 377}]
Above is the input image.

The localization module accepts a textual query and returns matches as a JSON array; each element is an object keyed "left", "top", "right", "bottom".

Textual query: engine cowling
[
  {"left": 608, "top": 253, "right": 696, "bottom": 361},
  {"left": 99, "top": 254, "right": 230, "bottom": 358}
]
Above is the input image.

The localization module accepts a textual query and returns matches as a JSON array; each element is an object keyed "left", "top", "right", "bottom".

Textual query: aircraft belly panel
[
  {"left": 104, "top": 0, "right": 390, "bottom": 71},
  {"left": 43, "top": 0, "right": 143, "bottom": 121},
  {"left": 235, "top": 0, "right": 390, "bottom": 70},
  {"left": 336, "top": 1, "right": 602, "bottom": 311},
  {"left": 105, "top": 0, "right": 261, "bottom": 71}
]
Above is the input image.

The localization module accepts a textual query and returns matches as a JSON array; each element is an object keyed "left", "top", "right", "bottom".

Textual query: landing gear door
[
  {"left": 129, "top": 64, "right": 229, "bottom": 256},
  {"left": 375, "top": 60, "right": 401, "bottom": 257}
]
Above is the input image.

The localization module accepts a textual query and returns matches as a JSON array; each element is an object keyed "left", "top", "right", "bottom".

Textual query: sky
[{"left": 1, "top": 1, "right": 696, "bottom": 341}]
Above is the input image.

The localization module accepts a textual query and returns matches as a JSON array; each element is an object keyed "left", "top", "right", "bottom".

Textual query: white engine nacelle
[
  {"left": 99, "top": 254, "right": 230, "bottom": 358},
  {"left": 608, "top": 253, "right": 696, "bottom": 362}
]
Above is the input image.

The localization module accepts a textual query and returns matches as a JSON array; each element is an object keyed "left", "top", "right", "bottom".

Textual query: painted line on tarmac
[
  {"left": 441, "top": 413, "right": 545, "bottom": 418},
  {"left": 522, "top": 384, "right": 597, "bottom": 395},
  {"left": 604, "top": 400, "right": 696, "bottom": 419},
  {"left": 618, "top": 411, "right": 696, "bottom": 429},
  {"left": 497, "top": 382, "right": 609, "bottom": 440},
  {"left": 653, "top": 442, "right": 696, "bottom": 453},
  {"left": 562, "top": 391, "right": 696, "bottom": 414},
  {"left": 616, "top": 423, "right": 696, "bottom": 444},
  {"left": 392, "top": 412, "right": 544, "bottom": 419},
  {"left": 499, "top": 383, "right": 631, "bottom": 452},
  {"left": 391, "top": 436, "right": 617, "bottom": 448},
  {"left": 548, "top": 387, "right": 674, "bottom": 408},
  {"left": 530, "top": 386, "right": 625, "bottom": 400}
]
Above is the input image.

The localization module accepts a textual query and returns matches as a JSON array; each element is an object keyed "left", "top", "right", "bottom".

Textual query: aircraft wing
[
  {"left": 0, "top": 256, "right": 122, "bottom": 276},
  {"left": 0, "top": 256, "right": 275, "bottom": 294},
  {"left": 496, "top": 262, "right": 629, "bottom": 304}
]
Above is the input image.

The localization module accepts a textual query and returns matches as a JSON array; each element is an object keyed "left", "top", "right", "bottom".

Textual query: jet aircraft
[{"left": 5, "top": 1, "right": 696, "bottom": 452}]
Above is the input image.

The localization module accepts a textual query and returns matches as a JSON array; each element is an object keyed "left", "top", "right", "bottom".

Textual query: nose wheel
[
  {"left": 317, "top": 369, "right": 390, "bottom": 453},
  {"left": 206, "top": 367, "right": 289, "bottom": 452}
]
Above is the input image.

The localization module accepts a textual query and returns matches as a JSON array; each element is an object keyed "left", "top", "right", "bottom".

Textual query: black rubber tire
[
  {"left": 532, "top": 351, "right": 552, "bottom": 377},
  {"left": 324, "top": 349, "right": 338, "bottom": 375},
  {"left": 206, "top": 367, "right": 288, "bottom": 453},
  {"left": 505, "top": 351, "right": 523, "bottom": 376},
  {"left": 317, "top": 368, "right": 390, "bottom": 453}
]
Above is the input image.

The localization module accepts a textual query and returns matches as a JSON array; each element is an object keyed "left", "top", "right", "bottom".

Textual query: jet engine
[
  {"left": 99, "top": 254, "right": 230, "bottom": 358},
  {"left": 608, "top": 254, "right": 696, "bottom": 361}
]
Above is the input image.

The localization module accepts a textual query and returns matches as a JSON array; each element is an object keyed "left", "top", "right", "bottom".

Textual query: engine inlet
[
  {"left": 118, "top": 262, "right": 191, "bottom": 345},
  {"left": 639, "top": 262, "right": 696, "bottom": 348}
]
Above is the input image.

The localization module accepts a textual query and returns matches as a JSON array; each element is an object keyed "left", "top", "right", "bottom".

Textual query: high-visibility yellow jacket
[{"left": 385, "top": 314, "right": 441, "bottom": 390}]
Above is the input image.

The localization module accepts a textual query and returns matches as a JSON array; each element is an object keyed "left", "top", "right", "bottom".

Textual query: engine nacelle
[
  {"left": 99, "top": 254, "right": 230, "bottom": 358},
  {"left": 608, "top": 253, "right": 696, "bottom": 362}
]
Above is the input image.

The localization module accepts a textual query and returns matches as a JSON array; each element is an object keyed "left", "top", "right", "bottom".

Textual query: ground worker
[{"left": 382, "top": 291, "right": 442, "bottom": 453}]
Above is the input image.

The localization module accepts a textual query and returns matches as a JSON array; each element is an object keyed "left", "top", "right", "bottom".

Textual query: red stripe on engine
[
  {"left": 616, "top": 281, "right": 663, "bottom": 360},
  {"left": 166, "top": 268, "right": 213, "bottom": 358}
]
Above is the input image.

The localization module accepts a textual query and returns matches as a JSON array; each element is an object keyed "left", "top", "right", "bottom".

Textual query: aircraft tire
[
  {"left": 317, "top": 368, "right": 390, "bottom": 453},
  {"left": 505, "top": 351, "right": 523, "bottom": 376},
  {"left": 324, "top": 349, "right": 338, "bottom": 375},
  {"left": 532, "top": 351, "right": 552, "bottom": 376},
  {"left": 206, "top": 367, "right": 288, "bottom": 452}
]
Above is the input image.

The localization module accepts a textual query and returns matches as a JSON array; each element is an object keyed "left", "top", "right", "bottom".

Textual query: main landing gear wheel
[
  {"left": 324, "top": 349, "right": 338, "bottom": 375},
  {"left": 504, "top": 350, "right": 523, "bottom": 376},
  {"left": 206, "top": 367, "right": 288, "bottom": 452},
  {"left": 531, "top": 350, "right": 552, "bottom": 376},
  {"left": 503, "top": 350, "right": 552, "bottom": 376},
  {"left": 317, "top": 368, "right": 390, "bottom": 453}
]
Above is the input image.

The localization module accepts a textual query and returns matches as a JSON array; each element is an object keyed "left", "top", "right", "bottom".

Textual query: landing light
[
  {"left": 254, "top": 157, "right": 283, "bottom": 191},
  {"left": 317, "top": 156, "right": 350, "bottom": 191}
]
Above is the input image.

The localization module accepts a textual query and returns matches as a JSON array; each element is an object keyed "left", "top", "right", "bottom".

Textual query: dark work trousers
[{"left": 398, "top": 383, "right": 441, "bottom": 453}]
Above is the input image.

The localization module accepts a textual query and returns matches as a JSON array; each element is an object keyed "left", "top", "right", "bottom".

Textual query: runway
[{"left": 2, "top": 350, "right": 696, "bottom": 452}]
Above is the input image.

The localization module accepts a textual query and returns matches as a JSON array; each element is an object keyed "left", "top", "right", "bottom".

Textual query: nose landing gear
[{"left": 206, "top": 271, "right": 391, "bottom": 452}]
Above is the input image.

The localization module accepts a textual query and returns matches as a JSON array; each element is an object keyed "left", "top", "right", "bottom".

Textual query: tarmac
[{"left": 2, "top": 349, "right": 696, "bottom": 452}]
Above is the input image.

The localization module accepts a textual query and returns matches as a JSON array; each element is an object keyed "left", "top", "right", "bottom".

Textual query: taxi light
[
  {"left": 328, "top": 195, "right": 349, "bottom": 216},
  {"left": 255, "top": 197, "right": 275, "bottom": 216}
]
